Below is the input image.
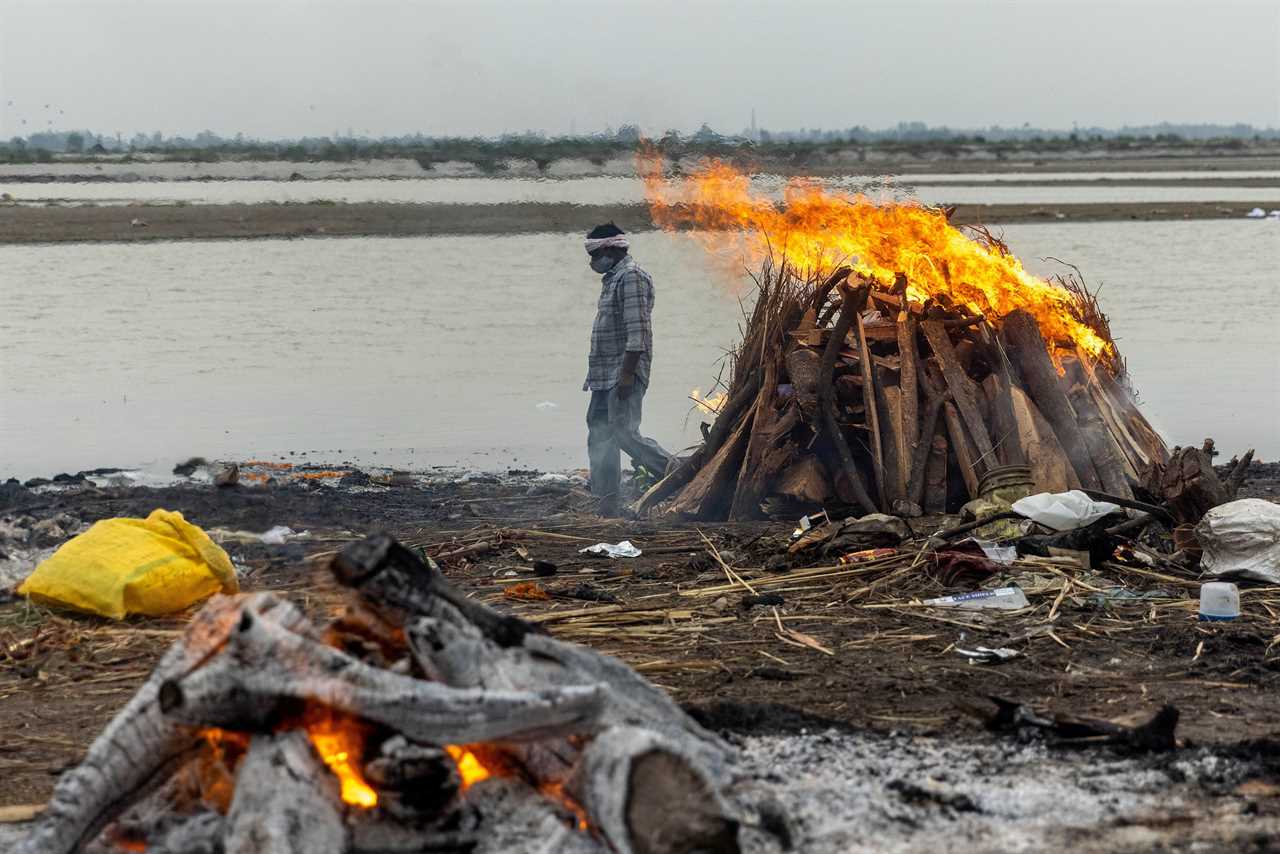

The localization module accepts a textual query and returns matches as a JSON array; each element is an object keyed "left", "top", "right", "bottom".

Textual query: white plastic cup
[{"left": 1199, "top": 582, "right": 1240, "bottom": 621}]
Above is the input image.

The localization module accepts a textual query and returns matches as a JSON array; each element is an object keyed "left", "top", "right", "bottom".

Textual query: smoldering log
[
  {"left": 1064, "top": 361, "right": 1135, "bottom": 498},
  {"left": 14, "top": 597, "right": 253, "bottom": 854},
  {"left": 332, "top": 538, "right": 732, "bottom": 765},
  {"left": 338, "top": 536, "right": 740, "bottom": 853},
  {"left": 566, "top": 727, "right": 740, "bottom": 854},
  {"left": 157, "top": 593, "right": 606, "bottom": 746},
  {"left": 224, "top": 731, "right": 348, "bottom": 854}
]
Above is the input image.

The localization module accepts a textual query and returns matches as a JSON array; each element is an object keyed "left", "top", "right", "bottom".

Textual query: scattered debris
[
  {"left": 924, "top": 587, "right": 1030, "bottom": 611},
  {"left": 955, "top": 646, "right": 1020, "bottom": 664},
  {"left": 1010, "top": 490, "right": 1123, "bottom": 531},
  {"left": 982, "top": 696, "right": 1181, "bottom": 752},
  {"left": 578, "top": 540, "right": 642, "bottom": 558}
]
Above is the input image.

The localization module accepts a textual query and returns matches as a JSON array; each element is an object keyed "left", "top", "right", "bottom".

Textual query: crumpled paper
[{"left": 579, "top": 540, "right": 642, "bottom": 558}]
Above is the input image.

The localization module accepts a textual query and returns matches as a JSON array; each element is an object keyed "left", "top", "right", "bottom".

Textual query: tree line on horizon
[{"left": 2, "top": 121, "right": 1277, "bottom": 165}]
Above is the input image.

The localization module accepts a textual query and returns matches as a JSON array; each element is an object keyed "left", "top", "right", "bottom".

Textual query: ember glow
[
  {"left": 690, "top": 387, "right": 727, "bottom": 414},
  {"left": 306, "top": 714, "right": 378, "bottom": 809},
  {"left": 196, "top": 728, "right": 249, "bottom": 812},
  {"left": 643, "top": 160, "right": 1113, "bottom": 361},
  {"left": 445, "top": 744, "right": 494, "bottom": 788}
]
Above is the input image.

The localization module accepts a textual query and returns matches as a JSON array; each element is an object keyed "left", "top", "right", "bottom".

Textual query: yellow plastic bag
[{"left": 18, "top": 509, "right": 239, "bottom": 619}]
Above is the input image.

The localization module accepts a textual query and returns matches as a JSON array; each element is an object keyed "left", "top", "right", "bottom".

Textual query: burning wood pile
[
  {"left": 16, "top": 536, "right": 740, "bottom": 854},
  {"left": 639, "top": 163, "right": 1170, "bottom": 521}
]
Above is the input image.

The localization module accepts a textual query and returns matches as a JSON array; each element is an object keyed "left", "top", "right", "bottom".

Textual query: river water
[
  {"left": 3, "top": 175, "right": 1279, "bottom": 207},
  {"left": 1, "top": 220, "right": 1277, "bottom": 480}
]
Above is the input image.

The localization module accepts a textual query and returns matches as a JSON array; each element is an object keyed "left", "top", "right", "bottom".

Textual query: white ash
[{"left": 729, "top": 729, "right": 1266, "bottom": 854}]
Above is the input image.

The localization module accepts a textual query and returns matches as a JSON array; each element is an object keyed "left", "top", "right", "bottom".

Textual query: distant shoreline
[
  {"left": 3, "top": 151, "right": 1280, "bottom": 184},
  {"left": 2, "top": 199, "right": 1274, "bottom": 244}
]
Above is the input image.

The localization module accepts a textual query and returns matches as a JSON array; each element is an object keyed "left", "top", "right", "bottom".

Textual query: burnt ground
[{"left": 1, "top": 463, "right": 1279, "bottom": 845}]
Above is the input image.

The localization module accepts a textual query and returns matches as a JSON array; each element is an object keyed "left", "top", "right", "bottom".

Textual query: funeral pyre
[
  {"left": 638, "top": 162, "right": 1171, "bottom": 520},
  {"left": 15, "top": 535, "right": 741, "bottom": 854}
]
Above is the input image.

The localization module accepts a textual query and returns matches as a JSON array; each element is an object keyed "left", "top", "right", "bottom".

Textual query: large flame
[{"left": 643, "top": 160, "right": 1112, "bottom": 361}]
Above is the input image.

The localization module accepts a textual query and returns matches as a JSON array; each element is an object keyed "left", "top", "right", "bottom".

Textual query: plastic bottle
[{"left": 1198, "top": 582, "right": 1241, "bottom": 621}]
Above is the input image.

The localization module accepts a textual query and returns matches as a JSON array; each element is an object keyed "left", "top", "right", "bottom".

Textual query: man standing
[{"left": 582, "top": 223, "right": 671, "bottom": 516}]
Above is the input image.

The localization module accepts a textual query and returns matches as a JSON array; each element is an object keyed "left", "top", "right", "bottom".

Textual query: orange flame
[
  {"left": 445, "top": 744, "right": 494, "bottom": 788},
  {"left": 306, "top": 713, "right": 378, "bottom": 808},
  {"left": 643, "top": 159, "right": 1112, "bottom": 361},
  {"left": 690, "top": 387, "right": 728, "bottom": 414}
]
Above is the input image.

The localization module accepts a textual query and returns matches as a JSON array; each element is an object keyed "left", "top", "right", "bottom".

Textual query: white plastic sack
[
  {"left": 1196, "top": 498, "right": 1280, "bottom": 584},
  {"left": 1011, "top": 490, "right": 1122, "bottom": 531}
]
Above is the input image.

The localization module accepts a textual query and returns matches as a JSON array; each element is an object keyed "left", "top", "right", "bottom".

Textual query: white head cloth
[{"left": 584, "top": 234, "right": 630, "bottom": 253}]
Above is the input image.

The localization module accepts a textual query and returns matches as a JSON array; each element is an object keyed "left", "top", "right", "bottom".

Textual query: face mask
[{"left": 589, "top": 254, "right": 617, "bottom": 274}]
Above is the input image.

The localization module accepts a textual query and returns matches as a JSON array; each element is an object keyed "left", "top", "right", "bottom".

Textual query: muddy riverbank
[{"left": 3, "top": 198, "right": 1276, "bottom": 243}]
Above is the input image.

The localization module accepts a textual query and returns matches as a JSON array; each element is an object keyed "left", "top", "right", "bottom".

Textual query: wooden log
[
  {"left": 158, "top": 593, "right": 605, "bottom": 747},
  {"left": 811, "top": 265, "right": 853, "bottom": 315},
  {"left": 1009, "top": 385, "right": 1079, "bottom": 493},
  {"left": 1064, "top": 363, "right": 1135, "bottom": 499},
  {"left": 335, "top": 536, "right": 734, "bottom": 781},
  {"left": 897, "top": 313, "right": 920, "bottom": 479},
  {"left": 363, "top": 736, "right": 461, "bottom": 821},
  {"left": 874, "top": 366, "right": 908, "bottom": 505},
  {"left": 1226, "top": 450, "right": 1256, "bottom": 498},
  {"left": 1158, "top": 445, "right": 1233, "bottom": 526},
  {"left": 817, "top": 285, "right": 878, "bottom": 514},
  {"left": 14, "top": 597, "right": 255, "bottom": 854},
  {"left": 920, "top": 320, "right": 996, "bottom": 476},
  {"left": 728, "top": 357, "right": 784, "bottom": 519},
  {"left": 1070, "top": 348, "right": 1147, "bottom": 477},
  {"left": 224, "top": 731, "right": 347, "bottom": 854},
  {"left": 1094, "top": 365, "right": 1171, "bottom": 467},
  {"left": 667, "top": 411, "right": 754, "bottom": 519},
  {"left": 148, "top": 813, "right": 227, "bottom": 854},
  {"left": 942, "top": 400, "right": 981, "bottom": 499},
  {"left": 923, "top": 425, "right": 949, "bottom": 513},
  {"left": 901, "top": 369, "right": 950, "bottom": 512},
  {"left": 978, "top": 324, "right": 1027, "bottom": 466},
  {"left": 636, "top": 369, "right": 761, "bottom": 513},
  {"left": 999, "top": 309, "right": 1102, "bottom": 490},
  {"left": 567, "top": 726, "right": 739, "bottom": 854},
  {"left": 774, "top": 454, "right": 832, "bottom": 503},
  {"left": 784, "top": 348, "right": 821, "bottom": 421},
  {"left": 854, "top": 307, "right": 887, "bottom": 507}
]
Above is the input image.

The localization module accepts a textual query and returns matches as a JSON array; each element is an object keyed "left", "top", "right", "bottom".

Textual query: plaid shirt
[{"left": 583, "top": 255, "right": 654, "bottom": 391}]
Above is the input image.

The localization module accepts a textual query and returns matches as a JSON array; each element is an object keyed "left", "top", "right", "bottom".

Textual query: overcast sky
[{"left": 1, "top": 0, "right": 1277, "bottom": 140}]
